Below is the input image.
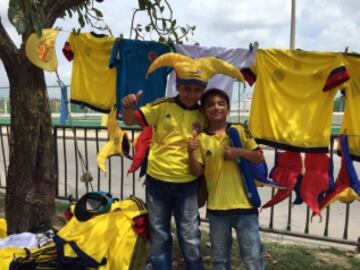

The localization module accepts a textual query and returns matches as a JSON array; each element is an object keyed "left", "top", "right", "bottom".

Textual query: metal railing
[{"left": 0, "top": 124, "right": 359, "bottom": 251}]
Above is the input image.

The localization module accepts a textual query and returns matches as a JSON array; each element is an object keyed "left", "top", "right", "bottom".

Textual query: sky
[{"left": 1, "top": 0, "right": 360, "bottom": 90}]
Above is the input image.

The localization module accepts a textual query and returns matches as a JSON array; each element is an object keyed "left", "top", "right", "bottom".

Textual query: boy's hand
[
  {"left": 122, "top": 90, "right": 143, "bottom": 109},
  {"left": 223, "top": 146, "right": 240, "bottom": 160},
  {"left": 188, "top": 138, "right": 200, "bottom": 153}
]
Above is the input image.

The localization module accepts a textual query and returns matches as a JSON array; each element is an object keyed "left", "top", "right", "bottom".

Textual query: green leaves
[
  {"left": 131, "top": 0, "right": 197, "bottom": 44},
  {"left": 8, "top": 0, "right": 44, "bottom": 36}
]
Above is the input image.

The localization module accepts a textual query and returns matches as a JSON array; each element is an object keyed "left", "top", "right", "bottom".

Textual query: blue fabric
[
  {"left": 227, "top": 126, "right": 286, "bottom": 208},
  {"left": 208, "top": 213, "right": 265, "bottom": 270},
  {"left": 145, "top": 177, "right": 204, "bottom": 270},
  {"left": 109, "top": 39, "right": 170, "bottom": 112},
  {"left": 60, "top": 85, "right": 68, "bottom": 125},
  {"left": 341, "top": 136, "right": 360, "bottom": 194},
  {"left": 227, "top": 127, "right": 261, "bottom": 207}
]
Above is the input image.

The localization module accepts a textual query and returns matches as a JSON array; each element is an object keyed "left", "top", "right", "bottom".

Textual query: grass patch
[{"left": 170, "top": 230, "right": 360, "bottom": 270}]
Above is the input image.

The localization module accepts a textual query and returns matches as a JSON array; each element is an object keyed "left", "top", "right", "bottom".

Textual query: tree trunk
[{"left": 5, "top": 52, "right": 57, "bottom": 233}]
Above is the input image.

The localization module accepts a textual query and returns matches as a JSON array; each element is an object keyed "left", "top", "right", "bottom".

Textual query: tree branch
[
  {"left": 42, "top": 0, "right": 87, "bottom": 27},
  {"left": 0, "top": 17, "right": 19, "bottom": 72}
]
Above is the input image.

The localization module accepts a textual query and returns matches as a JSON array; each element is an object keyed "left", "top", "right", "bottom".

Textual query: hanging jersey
[
  {"left": 166, "top": 44, "right": 256, "bottom": 99},
  {"left": 63, "top": 33, "right": 116, "bottom": 113},
  {"left": 339, "top": 54, "right": 360, "bottom": 161},
  {"left": 197, "top": 124, "right": 258, "bottom": 211},
  {"left": 242, "top": 49, "right": 350, "bottom": 152},
  {"left": 109, "top": 39, "right": 170, "bottom": 112},
  {"left": 135, "top": 96, "right": 205, "bottom": 182}
]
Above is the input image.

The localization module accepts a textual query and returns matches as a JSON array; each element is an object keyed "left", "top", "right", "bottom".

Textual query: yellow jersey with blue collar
[
  {"left": 340, "top": 54, "right": 360, "bottom": 161},
  {"left": 242, "top": 49, "right": 350, "bottom": 152},
  {"left": 197, "top": 124, "right": 258, "bottom": 210},
  {"left": 137, "top": 96, "right": 205, "bottom": 183}
]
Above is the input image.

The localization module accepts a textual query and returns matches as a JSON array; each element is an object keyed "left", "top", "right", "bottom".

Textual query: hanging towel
[
  {"left": 59, "top": 84, "right": 68, "bottom": 125},
  {"left": 166, "top": 44, "right": 257, "bottom": 99}
]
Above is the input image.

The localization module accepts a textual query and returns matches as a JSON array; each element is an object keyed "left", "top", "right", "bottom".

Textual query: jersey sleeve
[
  {"left": 236, "top": 124, "right": 259, "bottom": 150},
  {"left": 138, "top": 98, "right": 164, "bottom": 126}
]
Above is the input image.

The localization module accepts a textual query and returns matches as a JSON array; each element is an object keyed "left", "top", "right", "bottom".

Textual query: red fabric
[
  {"left": 323, "top": 66, "right": 350, "bottom": 92},
  {"left": 134, "top": 109, "right": 148, "bottom": 127},
  {"left": 318, "top": 162, "right": 349, "bottom": 211},
  {"left": 127, "top": 126, "right": 153, "bottom": 174},
  {"left": 262, "top": 151, "right": 302, "bottom": 209},
  {"left": 64, "top": 207, "right": 73, "bottom": 221},
  {"left": 300, "top": 153, "right": 330, "bottom": 217},
  {"left": 62, "top": 42, "right": 74, "bottom": 61},
  {"left": 133, "top": 214, "right": 149, "bottom": 240}
]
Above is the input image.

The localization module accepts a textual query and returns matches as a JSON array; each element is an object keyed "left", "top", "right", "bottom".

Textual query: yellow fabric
[
  {"left": 25, "top": 28, "right": 59, "bottom": 72},
  {"left": 0, "top": 247, "right": 30, "bottom": 269},
  {"left": 57, "top": 198, "right": 148, "bottom": 269},
  {"left": 0, "top": 245, "right": 51, "bottom": 269},
  {"left": 0, "top": 218, "right": 6, "bottom": 238},
  {"left": 197, "top": 124, "right": 258, "bottom": 210},
  {"left": 101, "top": 113, "right": 108, "bottom": 127},
  {"left": 140, "top": 97, "right": 206, "bottom": 182},
  {"left": 340, "top": 55, "right": 360, "bottom": 159},
  {"left": 147, "top": 52, "right": 244, "bottom": 83},
  {"left": 67, "top": 33, "right": 116, "bottom": 112},
  {"left": 249, "top": 49, "right": 348, "bottom": 150},
  {"left": 97, "top": 107, "right": 131, "bottom": 173}
]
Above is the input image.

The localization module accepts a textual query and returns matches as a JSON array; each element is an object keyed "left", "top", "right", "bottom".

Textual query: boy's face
[
  {"left": 177, "top": 84, "right": 205, "bottom": 108},
  {"left": 202, "top": 94, "right": 229, "bottom": 123}
]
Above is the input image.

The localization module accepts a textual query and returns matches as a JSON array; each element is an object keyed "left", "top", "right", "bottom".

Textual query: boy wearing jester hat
[{"left": 122, "top": 53, "right": 244, "bottom": 270}]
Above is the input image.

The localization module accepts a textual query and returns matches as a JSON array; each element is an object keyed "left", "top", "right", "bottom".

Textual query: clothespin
[{"left": 249, "top": 41, "right": 259, "bottom": 52}]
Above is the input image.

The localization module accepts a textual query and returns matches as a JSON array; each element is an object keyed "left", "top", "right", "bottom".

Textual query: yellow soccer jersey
[
  {"left": 197, "top": 124, "right": 258, "bottom": 210},
  {"left": 340, "top": 55, "right": 360, "bottom": 161},
  {"left": 242, "top": 49, "right": 350, "bottom": 152},
  {"left": 66, "top": 33, "right": 116, "bottom": 112},
  {"left": 138, "top": 96, "right": 206, "bottom": 182}
]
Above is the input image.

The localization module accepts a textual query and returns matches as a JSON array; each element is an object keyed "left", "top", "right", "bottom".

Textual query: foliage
[
  {"left": 8, "top": 0, "right": 45, "bottom": 36},
  {"left": 132, "top": 0, "right": 196, "bottom": 43},
  {"left": 7, "top": 0, "right": 195, "bottom": 44}
]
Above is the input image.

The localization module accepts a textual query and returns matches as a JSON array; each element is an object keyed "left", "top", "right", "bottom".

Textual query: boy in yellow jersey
[
  {"left": 188, "top": 89, "right": 265, "bottom": 270},
  {"left": 122, "top": 53, "right": 244, "bottom": 270}
]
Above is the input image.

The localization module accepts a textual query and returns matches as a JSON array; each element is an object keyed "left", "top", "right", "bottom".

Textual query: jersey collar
[
  {"left": 204, "top": 123, "right": 231, "bottom": 135},
  {"left": 174, "top": 95, "right": 200, "bottom": 110}
]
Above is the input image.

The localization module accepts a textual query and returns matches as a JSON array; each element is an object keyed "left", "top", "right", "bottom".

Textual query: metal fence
[{"left": 0, "top": 124, "right": 359, "bottom": 251}]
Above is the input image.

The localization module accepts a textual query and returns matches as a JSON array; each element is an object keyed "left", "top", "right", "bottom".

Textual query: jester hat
[
  {"left": 25, "top": 28, "right": 59, "bottom": 72},
  {"left": 318, "top": 135, "right": 360, "bottom": 211},
  {"left": 300, "top": 153, "right": 334, "bottom": 218},
  {"left": 147, "top": 53, "right": 244, "bottom": 87},
  {"left": 127, "top": 126, "right": 152, "bottom": 176},
  {"left": 97, "top": 107, "right": 131, "bottom": 173},
  {"left": 262, "top": 151, "right": 302, "bottom": 209}
]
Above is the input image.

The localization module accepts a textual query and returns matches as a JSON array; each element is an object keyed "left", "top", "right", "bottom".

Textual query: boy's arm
[
  {"left": 122, "top": 90, "right": 143, "bottom": 125},
  {"left": 187, "top": 138, "right": 203, "bottom": 177},
  {"left": 224, "top": 147, "right": 264, "bottom": 163}
]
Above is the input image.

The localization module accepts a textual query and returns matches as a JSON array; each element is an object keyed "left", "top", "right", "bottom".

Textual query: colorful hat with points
[
  {"left": 146, "top": 52, "right": 244, "bottom": 88},
  {"left": 25, "top": 28, "right": 59, "bottom": 72}
]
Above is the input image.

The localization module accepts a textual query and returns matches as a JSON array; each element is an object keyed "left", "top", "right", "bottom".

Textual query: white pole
[{"left": 290, "top": 0, "right": 296, "bottom": 49}]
